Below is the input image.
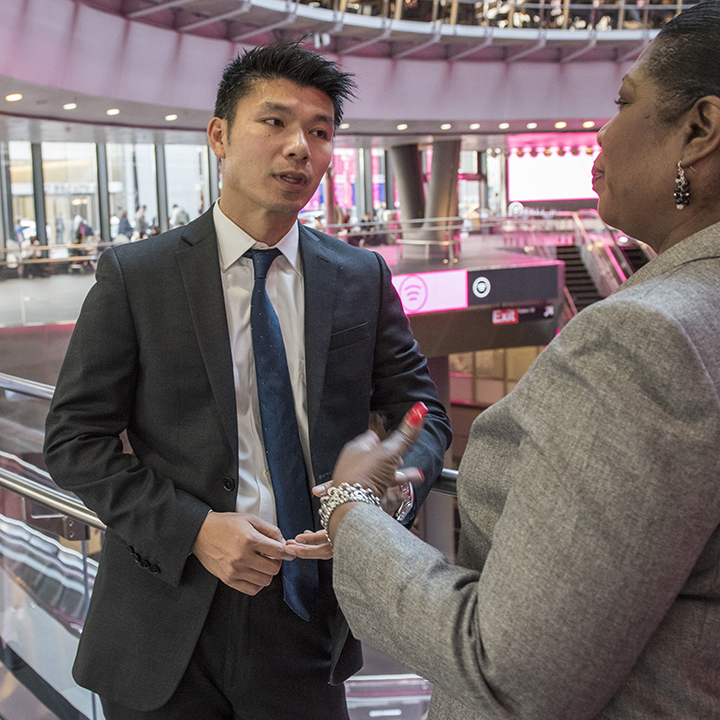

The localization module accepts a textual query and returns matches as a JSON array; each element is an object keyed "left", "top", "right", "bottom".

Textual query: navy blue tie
[{"left": 244, "top": 248, "right": 318, "bottom": 621}]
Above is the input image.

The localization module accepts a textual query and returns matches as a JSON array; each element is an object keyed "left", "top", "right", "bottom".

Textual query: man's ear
[
  {"left": 207, "top": 117, "right": 227, "bottom": 160},
  {"left": 681, "top": 95, "right": 720, "bottom": 167}
]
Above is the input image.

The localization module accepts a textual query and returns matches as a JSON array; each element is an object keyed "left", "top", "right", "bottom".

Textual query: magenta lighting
[{"left": 392, "top": 269, "right": 469, "bottom": 315}]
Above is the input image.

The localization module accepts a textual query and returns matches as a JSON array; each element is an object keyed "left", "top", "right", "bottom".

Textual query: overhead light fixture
[
  {"left": 586, "top": 146, "right": 595, "bottom": 154},
  {"left": 5, "top": 93, "right": 22, "bottom": 102},
  {"left": 339, "top": 122, "right": 350, "bottom": 130},
  {"left": 498, "top": 122, "right": 510, "bottom": 130},
  {"left": 165, "top": 114, "right": 178, "bottom": 121},
  {"left": 543, "top": 148, "right": 552, "bottom": 156},
  {"left": 555, "top": 121, "right": 568, "bottom": 129},
  {"left": 469, "top": 123, "right": 480, "bottom": 130},
  {"left": 526, "top": 122, "right": 538, "bottom": 129},
  {"left": 516, "top": 149, "right": 525, "bottom": 157},
  {"left": 530, "top": 149, "right": 538, "bottom": 157},
  {"left": 396, "top": 123, "right": 408, "bottom": 130},
  {"left": 440, "top": 123, "right": 452, "bottom": 130},
  {"left": 63, "top": 102, "right": 77, "bottom": 110},
  {"left": 107, "top": 108, "right": 120, "bottom": 116},
  {"left": 583, "top": 120, "right": 596, "bottom": 128},
  {"left": 571, "top": 147, "right": 580, "bottom": 156},
  {"left": 557, "top": 148, "right": 566, "bottom": 156}
]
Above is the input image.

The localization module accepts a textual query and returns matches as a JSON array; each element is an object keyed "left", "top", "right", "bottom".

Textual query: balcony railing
[{"left": 81, "top": 0, "right": 691, "bottom": 60}]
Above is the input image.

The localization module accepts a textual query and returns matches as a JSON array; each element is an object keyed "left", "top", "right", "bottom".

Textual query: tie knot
[{"left": 243, "top": 248, "right": 282, "bottom": 280}]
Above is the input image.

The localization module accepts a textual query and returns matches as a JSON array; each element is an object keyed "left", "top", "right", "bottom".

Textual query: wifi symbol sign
[{"left": 399, "top": 275, "right": 429, "bottom": 313}]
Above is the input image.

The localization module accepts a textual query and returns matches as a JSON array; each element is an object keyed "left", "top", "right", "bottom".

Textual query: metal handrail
[
  {"left": 0, "top": 461, "right": 456, "bottom": 530},
  {"left": 0, "top": 373, "right": 457, "bottom": 531},
  {"left": 0, "top": 465, "right": 106, "bottom": 531},
  {"left": 0, "top": 372, "right": 54, "bottom": 400}
]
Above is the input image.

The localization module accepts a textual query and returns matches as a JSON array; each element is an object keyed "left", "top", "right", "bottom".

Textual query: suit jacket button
[
  {"left": 149, "top": 565, "right": 160, "bottom": 575},
  {"left": 140, "top": 559, "right": 150, "bottom": 569},
  {"left": 223, "top": 477, "right": 236, "bottom": 492}
]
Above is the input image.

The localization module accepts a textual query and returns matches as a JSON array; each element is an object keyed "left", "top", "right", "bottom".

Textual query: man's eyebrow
[{"left": 259, "top": 102, "right": 334, "bottom": 126}]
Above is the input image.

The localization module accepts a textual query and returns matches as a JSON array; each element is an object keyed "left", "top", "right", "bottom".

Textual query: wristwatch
[{"left": 393, "top": 482, "right": 415, "bottom": 523}]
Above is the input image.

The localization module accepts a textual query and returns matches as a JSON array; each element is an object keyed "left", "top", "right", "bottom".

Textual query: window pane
[
  {"left": 106, "top": 144, "right": 157, "bottom": 239},
  {"left": 42, "top": 142, "right": 99, "bottom": 244},
  {"left": 9, "top": 141, "right": 34, "bottom": 243},
  {"left": 165, "top": 145, "right": 209, "bottom": 227}
]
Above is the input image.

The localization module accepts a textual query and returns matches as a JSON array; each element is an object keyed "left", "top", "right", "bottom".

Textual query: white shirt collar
[{"left": 213, "top": 200, "right": 301, "bottom": 274}]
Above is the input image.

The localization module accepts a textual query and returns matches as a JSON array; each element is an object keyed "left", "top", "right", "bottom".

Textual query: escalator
[
  {"left": 556, "top": 245, "right": 603, "bottom": 313},
  {"left": 619, "top": 243, "right": 651, "bottom": 274}
]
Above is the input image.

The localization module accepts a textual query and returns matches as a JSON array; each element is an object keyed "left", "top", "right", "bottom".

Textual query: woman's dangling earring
[{"left": 674, "top": 161, "right": 690, "bottom": 210}]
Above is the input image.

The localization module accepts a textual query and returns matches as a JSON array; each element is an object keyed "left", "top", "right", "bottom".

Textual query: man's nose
[{"left": 285, "top": 129, "right": 310, "bottom": 159}]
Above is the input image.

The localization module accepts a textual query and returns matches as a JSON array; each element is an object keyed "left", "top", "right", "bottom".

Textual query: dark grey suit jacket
[
  {"left": 44, "top": 209, "right": 451, "bottom": 711},
  {"left": 333, "top": 220, "right": 720, "bottom": 719}
]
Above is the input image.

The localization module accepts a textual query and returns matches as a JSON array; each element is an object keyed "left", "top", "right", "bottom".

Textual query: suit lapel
[
  {"left": 176, "top": 212, "right": 239, "bottom": 459},
  {"left": 300, "top": 226, "right": 338, "bottom": 438}
]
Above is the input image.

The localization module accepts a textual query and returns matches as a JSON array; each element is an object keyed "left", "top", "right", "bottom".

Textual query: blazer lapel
[
  {"left": 176, "top": 212, "right": 239, "bottom": 459},
  {"left": 300, "top": 226, "right": 338, "bottom": 438}
]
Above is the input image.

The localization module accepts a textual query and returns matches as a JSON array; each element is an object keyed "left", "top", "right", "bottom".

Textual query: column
[
  {"left": 324, "top": 165, "right": 337, "bottom": 228},
  {"left": 384, "top": 150, "right": 395, "bottom": 210},
  {"left": 425, "top": 138, "right": 461, "bottom": 260},
  {"left": 208, "top": 150, "right": 220, "bottom": 206},
  {"left": 30, "top": 144, "right": 47, "bottom": 245},
  {"left": 0, "top": 143, "right": 12, "bottom": 250},
  {"left": 96, "top": 144, "right": 111, "bottom": 243},
  {"left": 155, "top": 145, "right": 169, "bottom": 234}
]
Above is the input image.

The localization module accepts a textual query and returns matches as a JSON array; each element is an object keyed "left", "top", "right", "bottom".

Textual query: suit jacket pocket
[{"left": 328, "top": 322, "right": 370, "bottom": 352}]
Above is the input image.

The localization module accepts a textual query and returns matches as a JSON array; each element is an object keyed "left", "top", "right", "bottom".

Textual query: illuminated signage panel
[
  {"left": 508, "top": 148, "right": 600, "bottom": 202},
  {"left": 392, "top": 269, "right": 468, "bottom": 315}
]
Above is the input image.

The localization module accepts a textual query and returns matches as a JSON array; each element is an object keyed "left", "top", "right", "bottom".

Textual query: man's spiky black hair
[{"left": 214, "top": 41, "right": 356, "bottom": 130}]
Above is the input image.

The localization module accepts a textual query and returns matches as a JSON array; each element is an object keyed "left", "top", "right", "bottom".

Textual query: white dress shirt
[{"left": 213, "top": 201, "right": 313, "bottom": 528}]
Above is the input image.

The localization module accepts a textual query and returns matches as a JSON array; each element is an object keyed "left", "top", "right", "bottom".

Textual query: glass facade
[
  {"left": 42, "top": 142, "right": 99, "bottom": 244},
  {"left": 165, "top": 144, "right": 210, "bottom": 227},
  {"left": 107, "top": 143, "right": 157, "bottom": 238},
  {"left": 8, "top": 142, "right": 34, "bottom": 244},
  {"left": 0, "top": 137, "right": 518, "bottom": 252}
]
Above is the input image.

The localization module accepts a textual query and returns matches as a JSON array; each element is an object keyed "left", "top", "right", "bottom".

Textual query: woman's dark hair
[
  {"left": 648, "top": 1, "right": 720, "bottom": 123},
  {"left": 214, "top": 41, "right": 356, "bottom": 130}
]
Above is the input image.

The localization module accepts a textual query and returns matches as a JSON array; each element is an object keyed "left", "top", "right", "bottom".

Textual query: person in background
[
  {"left": 134, "top": 204, "right": 148, "bottom": 237},
  {"left": 13, "top": 218, "right": 24, "bottom": 244},
  {"left": 117, "top": 211, "right": 133, "bottom": 239},
  {"left": 320, "top": 3, "right": 720, "bottom": 718},
  {"left": 44, "top": 41, "right": 451, "bottom": 720},
  {"left": 55, "top": 216, "right": 65, "bottom": 244},
  {"left": 170, "top": 204, "right": 190, "bottom": 228}
]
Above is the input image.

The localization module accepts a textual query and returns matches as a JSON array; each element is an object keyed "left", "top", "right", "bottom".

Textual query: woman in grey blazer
[{"left": 319, "top": 3, "right": 720, "bottom": 718}]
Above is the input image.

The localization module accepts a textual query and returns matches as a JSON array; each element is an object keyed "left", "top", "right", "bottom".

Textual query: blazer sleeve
[
  {"left": 44, "top": 248, "right": 211, "bottom": 588},
  {"left": 368, "top": 251, "right": 452, "bottom": 521},
  {"left": 332, "top": 296, "right": 720, "bottom": 718}
]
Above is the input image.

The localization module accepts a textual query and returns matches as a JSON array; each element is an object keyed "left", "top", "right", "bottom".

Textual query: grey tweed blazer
[{"left": 333, "top": 220, "right": 720, "bottom": 719}]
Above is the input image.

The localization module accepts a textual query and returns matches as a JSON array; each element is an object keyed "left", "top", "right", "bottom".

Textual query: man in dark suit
[{"left": 43, "top": 42, "right": 451, "bottom": 719}]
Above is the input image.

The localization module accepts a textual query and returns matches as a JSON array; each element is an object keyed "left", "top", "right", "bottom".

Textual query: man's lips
[
  {"left": 276, "top": 172, "right": 309, "bottom": 186},
  {"left": 591, "top": 164, "right": 604, "bottom": 188}
]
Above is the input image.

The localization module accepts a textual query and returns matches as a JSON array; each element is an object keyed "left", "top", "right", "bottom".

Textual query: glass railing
[
  {"left": 313, "top": 0, "right": 684, "bottom": 29},
  {"left": 0, "top": 371, "right": 457, "bottom": 720}
]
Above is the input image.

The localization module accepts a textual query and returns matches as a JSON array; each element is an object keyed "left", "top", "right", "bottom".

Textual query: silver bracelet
[{"left": 319, "top": 483, "right": 381, "bottom": 538}]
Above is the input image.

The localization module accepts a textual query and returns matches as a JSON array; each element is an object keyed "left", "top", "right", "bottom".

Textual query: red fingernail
[
  {"left": 418, "top": 469, "right": 424, "bottom": 481},
  {"left": 407, "top": 402, "right": 428, "bottom": 427}
]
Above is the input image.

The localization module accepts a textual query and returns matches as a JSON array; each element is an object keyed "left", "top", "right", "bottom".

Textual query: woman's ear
[{"left": 681, "top": 95, "right": 720, "bottom": 167}]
